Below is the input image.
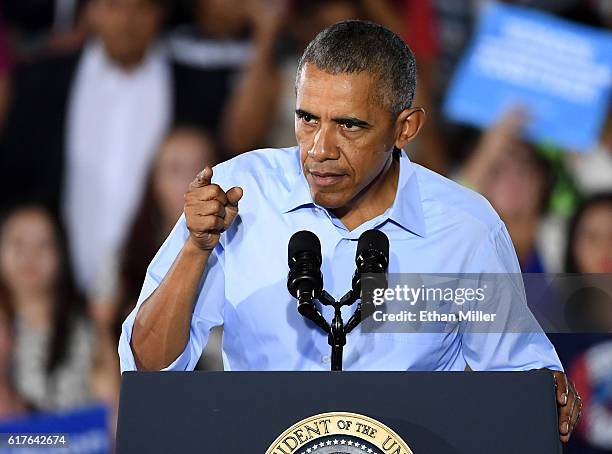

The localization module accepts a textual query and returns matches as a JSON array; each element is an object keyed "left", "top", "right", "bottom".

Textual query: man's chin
[{"left": 312, "top": 193, "right": 348, "bottom": 210}]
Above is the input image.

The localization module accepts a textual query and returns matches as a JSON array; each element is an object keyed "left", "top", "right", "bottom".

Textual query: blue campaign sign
[
  {"left": 443, "top": 2, "right": 612, "bottom": 151},
  {"left": 0, "top": 404, "right": 110, "bottom": 454}
]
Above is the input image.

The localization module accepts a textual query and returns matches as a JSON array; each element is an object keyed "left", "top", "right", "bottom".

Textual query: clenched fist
[{"left": 184, "top": 166, "right": 243, "bottom": 251}]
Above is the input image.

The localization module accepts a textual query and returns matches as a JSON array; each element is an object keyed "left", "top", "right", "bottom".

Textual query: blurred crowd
[{"left": 0, "top": 0, "right": 610, "bottom": 452}]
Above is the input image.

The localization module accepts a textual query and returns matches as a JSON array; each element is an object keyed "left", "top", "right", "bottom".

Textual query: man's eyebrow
[
  {"left": 295, "top": 110, "right": 372, "bottom": 128},
  {"left": 295, "top": 109, "right": 319, "bottom": 119},
  {"left": 332, "top": 116, "right": 372, "bottom": 128}
]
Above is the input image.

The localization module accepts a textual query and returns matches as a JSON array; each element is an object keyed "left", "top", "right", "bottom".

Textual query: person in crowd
[
  {"left": 0, "top": 295, "right": 28, "bottom": 420},
  {"left": 90, "top": 127, "right": 218, "bottom": 334},
  {"left": 562, "top": 192, "right": 612, "bottom": 330},
  {"left": 565, "top": 192, "right": 612, "bottom": 275},
  {"left": 0, "top": 0, "right": 284, "bottom": 297},
  {"left": 557, "top": 193, "right": 612, "bottom": 333},
  {"left": 548, "top": 193, "right": 612, "bottom": 453},
  {"left": 564, "top": 112, "right": 612, "bottom": 197},
  {"left": 87, "top": 127, "right": 221, "bottom": 407},
  {"left": 169, "top": 0, "right": 285, "bottom": 157},
  {"left": 0, "top": 0, "right": 170, "bottom": 297},
  {"left": 458, "top": 110, "right": 555, "bottom": 272},
  {"left": 3, "top": 0, "right": 88, "bottom": 63},
  {"left": 0, "top": 204, "right": 94, "bottom": 411}
]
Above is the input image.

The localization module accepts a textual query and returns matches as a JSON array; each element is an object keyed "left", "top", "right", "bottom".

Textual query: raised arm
[
  {"left": 130, "top": 166, "right": 243, "bottom": 370},
  {"left": 219, "top": 0, "right": 285, "bottom": 155}
]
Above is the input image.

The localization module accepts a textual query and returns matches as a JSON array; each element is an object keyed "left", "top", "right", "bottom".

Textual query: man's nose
[{"left": 308, "top": 125, "right": 339, "bottom": 162}]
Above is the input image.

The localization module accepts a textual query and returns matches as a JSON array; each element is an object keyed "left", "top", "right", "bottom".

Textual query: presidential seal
[{"left": 265, "top": 412, "right": 414, "bottom": 454}]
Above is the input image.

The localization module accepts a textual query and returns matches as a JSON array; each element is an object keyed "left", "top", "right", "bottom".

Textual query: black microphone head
[
  {"left": 288, "top": 230, "right": 322, "bottom": 267},
  {"left": 353, "top": 230, "right": 389, "bottom": 311},
  {"left": 356, "top": 229, "right": 389, "bottom": 261},
  {"left": 287, "top": 231, "right": 323, "bottom": 300}
]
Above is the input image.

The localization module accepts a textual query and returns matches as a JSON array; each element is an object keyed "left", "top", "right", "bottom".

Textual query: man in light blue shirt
[
  {"left": 120, "top": 143, "right": 560, "bottom": 371},
  {"left": 119, "top": 20, "right": 581, "bottom": 441}
]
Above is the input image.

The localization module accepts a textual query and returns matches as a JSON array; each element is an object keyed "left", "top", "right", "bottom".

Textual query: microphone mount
[{"left": 297, "top": 287, "right": 370, "bottom": 371}]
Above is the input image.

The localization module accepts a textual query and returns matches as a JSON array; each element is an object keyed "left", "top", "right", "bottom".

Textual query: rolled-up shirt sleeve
[
  {"left": 461, "top": 221, "right": 563, "bottom": 372},
  {"left": 118, "top": 213, "right": 226, "bottom": 372}
]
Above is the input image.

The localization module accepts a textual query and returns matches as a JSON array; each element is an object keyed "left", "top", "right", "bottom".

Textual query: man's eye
[
  {"left": 341, "top": 121, "right": 360, "bottom": 131},
  {"left": 297, "top": 112, "right": 316, "bottom": 124}
]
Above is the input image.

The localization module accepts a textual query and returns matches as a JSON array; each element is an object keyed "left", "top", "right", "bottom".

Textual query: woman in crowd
[
  {"left": 561, "top": 193, "right": 612, "bottom": 332},
  {"left": 89, "top": 126, "right": 219, "bottom": 401},
  {"left": 565, "top": 193, "right": 612, "bottom": 274},
  {"left": 550, "top": 193, "right": 612, "bottom": 453},
  {"left": 0, "top": 295, "right": 27, "bottom": 420},
  {"left": 115, "top": 127, "right": 218, "bottom": 334},
  {"left": 91, "top": 127, "right": 218, "bottom": 336},
  {"left": 458, "top": 110, "right": 555, "bottom": 272},
  {"left": 0, "top": 204, "right": 93, "bottom": 411}
]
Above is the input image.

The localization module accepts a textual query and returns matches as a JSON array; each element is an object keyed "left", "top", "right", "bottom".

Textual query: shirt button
[{"left": 322, "top": 355, "right": 331, "bottom": 364}]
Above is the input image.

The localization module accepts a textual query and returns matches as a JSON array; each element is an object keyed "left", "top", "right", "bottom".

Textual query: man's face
[
  {"left": 90, "top": 0, "right": 164, "bottom": 68},
  {"left": 295, "top": 64, "right": 397, "bottom": 210}
]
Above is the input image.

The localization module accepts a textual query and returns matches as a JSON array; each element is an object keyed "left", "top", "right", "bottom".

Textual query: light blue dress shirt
[{"left": 119, "top": 146, "right": 562, "bottom": 372}]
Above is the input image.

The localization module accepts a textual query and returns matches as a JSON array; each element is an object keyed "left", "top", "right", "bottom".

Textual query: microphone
[
  {"left": 355, "top": 229, "right": 389, "bottom": 273},
  {"left": 288, "top": 230, "right": 323, "bottom": 303},
  {"left": 347, "top": 230, "right": 389, "bottom": 331},
  {"left": 287, "top": 231, "right": 329, "bottom": 332},
  {"left": 288, "top": 229, "right": 389, "bottom": 368},
  {"left": 353, "top": 229, "right": 389, "bottom": 290}
]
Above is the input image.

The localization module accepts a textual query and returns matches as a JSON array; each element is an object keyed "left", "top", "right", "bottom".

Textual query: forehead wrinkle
[
  {"left": 297, "top": 67, "right": 379, "bottom": 124},
  {"left": 297, "top": 63, "right": 393, "bottom": 119}
]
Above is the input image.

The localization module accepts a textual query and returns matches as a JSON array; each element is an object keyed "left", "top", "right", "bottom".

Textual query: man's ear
[{"left": 394, "top": 107, "right": 426, "bottom": 150}]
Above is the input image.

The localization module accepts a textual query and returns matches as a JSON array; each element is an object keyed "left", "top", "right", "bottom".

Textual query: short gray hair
[{"left": 296, "top": 20, "right": 417, "bottom": 117}]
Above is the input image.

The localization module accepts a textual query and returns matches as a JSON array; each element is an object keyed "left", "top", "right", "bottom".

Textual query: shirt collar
[
  {"left": 280, "top": 148, "right": 316, "bottom": 213},
  {"left": 387, "top": 150, "right": 426, "bottom": 237},
  {"left": 281, "top": 148, "right": 426, "bottom": 238}
]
